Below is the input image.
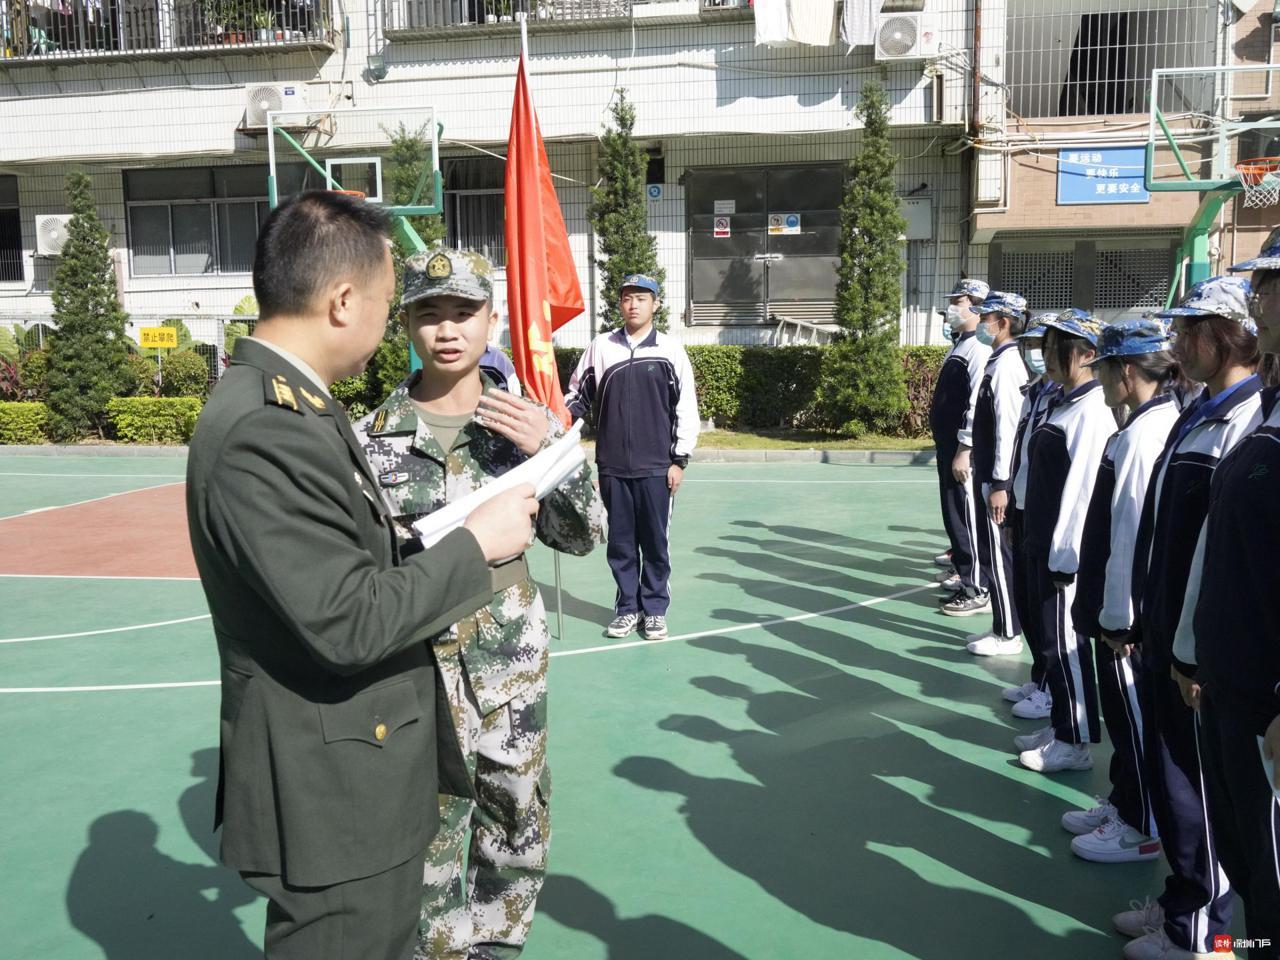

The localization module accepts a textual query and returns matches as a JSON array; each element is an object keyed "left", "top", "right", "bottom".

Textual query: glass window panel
[
  {"left": 448, "top": 192, "right": 506, "bottom": 265},
  {"left": 0, "top": 175, "right": 18, "bottom": 207},
  {"left": 128, "top": 206, "right": 172, "bottom": 275},
  {"left": 217, "top": 203, "right": 258, "bottom": 273},
  {"left": 125, "top": 168, "right": 213, "bottom": 202},
  {"left": 172, "top": 204, "right": 214, "bottom": 275},
  {"left": 328, "top": 161, "right": 380, "bottom": 198},
  {"left": 444, "top": 157, "right": 505, "bottom": 190},
  {"left": 275, "top": 163, "right": 327, "bottom": 198},
  {"left": 0, "top": 208, "right": 22, "bottom": 282},
  {"left": 214, "top": 165, "right": 269, "bottom": 198}
]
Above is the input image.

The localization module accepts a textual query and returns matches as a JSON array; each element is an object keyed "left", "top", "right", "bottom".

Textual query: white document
[{"left": 411, "top": 421, "right": 587, "bottom": 550}]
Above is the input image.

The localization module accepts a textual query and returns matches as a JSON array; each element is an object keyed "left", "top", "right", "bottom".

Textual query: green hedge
[
  {"left": 0, "top": 401, "right": 50, "bottom": 444},
  {"left": 553, "top": 343, "right": 945, "bottom": 436},
  {"left": 106, "top": 397, "right": 202, "bottom": 444}
]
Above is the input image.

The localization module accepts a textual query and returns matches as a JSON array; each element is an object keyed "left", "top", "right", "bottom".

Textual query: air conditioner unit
[
  {"left": 35, "top": 214, "right": 72, "bottom": 257},
  {"left": 874, "top": 13, "right": 939, "bottom": 61},
  {"left": 243, "top": 84, "right": 308, "bottom": 131}
]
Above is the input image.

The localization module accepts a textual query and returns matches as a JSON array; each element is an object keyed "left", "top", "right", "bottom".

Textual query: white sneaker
[
  {"left": 967, "top": 635, "right": 1024, "bottom": 657},
  {"left": 1012, "top": 725, "right": 1055, "bottom": 753},
  {"left": 933, "top": 551, "right": 953, "bottom": 567},
  {"left": 935, "top": 567, "right": 958, "bottom": 583},
  {"left": 1061, "top": 797, "right": 1118, "bottom": 835},
  {"left": 937, "top": 574, "right": 963, "bottom": 592},
  {"left": 1019, "top": 738, "right": 1093, "bottom": 773},
  {"left": 1002, "top": 681, "right": 1037, "bottom": 703},
  {"left": 1011, "top": 688, "right": 1053, "bottom": 719},
  {"left": 1123, "top": 927, "right": 1224, "bottom": 959},
  {"left": 1113, "top": 897, "right": 1163, "bottom": 939},
  {"left": 1071, "top": 818, "right": 1161, "bottom": 863}
]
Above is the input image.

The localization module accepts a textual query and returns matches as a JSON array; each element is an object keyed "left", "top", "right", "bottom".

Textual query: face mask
[
  {"left": 945, "top": 303, "right": 966, "bottom": 332},
  {"left": 1024, "top": 347, "right": 1046, "bottom": 376},
  {"left": 975, "top": 320, "right": 997, "bottom": 346}
]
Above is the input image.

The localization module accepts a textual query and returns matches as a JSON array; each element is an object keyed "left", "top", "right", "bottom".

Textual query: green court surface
[{"left": 1, "top": 458, "right": 1198, "bottom": 959}]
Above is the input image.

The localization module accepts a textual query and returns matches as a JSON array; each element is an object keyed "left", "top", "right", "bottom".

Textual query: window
[
  {"left": 0, "top": 175, "right": 21, "bottom": 283},
  {"left": 443, "top": 157, "right": 506, "bottom": 266},
  {"left": 124, "top": 166, "right": 274, "bottom": 276}
]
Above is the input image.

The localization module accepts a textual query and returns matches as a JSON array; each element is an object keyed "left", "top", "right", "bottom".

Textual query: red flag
[{"left": 504, "top": 54, "right": 584, "bottom": 426}]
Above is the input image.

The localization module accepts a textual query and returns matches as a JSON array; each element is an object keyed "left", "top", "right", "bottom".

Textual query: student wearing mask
[
  {"left": 964, "top": 291, "right": 1029, "bottom": 653},
  {"left": 1017, "top": 309, "right": 1112, "bottom": 774},
  {"left": 1060, "top": 319, "right": 1179, "bottom": 867},
  {"left": 1120, "top": 275, "right": 1260, "bottom": 960},
  {"left": 1170, "top": 235, "right": 1280, "bottom": 960},
  {"left": 929, "top": 278, "right": 993, "bottom": 612}
]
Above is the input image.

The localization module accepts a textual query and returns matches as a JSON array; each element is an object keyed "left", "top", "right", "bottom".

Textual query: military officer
[
  {"left": 186, "top": 193, "right": 541, "bottom": 960},
  {"left": 354, "top": 247, "right": 605, "bottom": 960}
]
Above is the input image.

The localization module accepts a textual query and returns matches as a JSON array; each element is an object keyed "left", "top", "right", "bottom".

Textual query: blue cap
[
  {"left": 1039, "top": 307, "right": 1105, "bottom": 346},
  {"left": 1019, "top": 315, "right": 1055, "bottom": 340},
  {"left": 1085, "top": 318, "right": 1174, "bottom": 367},
  {"left": 1155, "top": 276, "right": 1255, "bottom": 334},
  {"left": 978, "top": 290, "right": 1028, "bottom": 320},
  {"left": 620, "top": 274, "right": 661, "bottom": 298},
  {"left": 944, "top": 278, "right": 990, "bottom": 303},
  {"left": 1230, "top": 227, "right": 1280, "bottom": 272}
]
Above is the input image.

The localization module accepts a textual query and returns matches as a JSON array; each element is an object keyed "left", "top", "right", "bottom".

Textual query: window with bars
[
  {"left": 1094, "top": 247, "right": 1172, "bottom": 309},
  {"left": 996, "top": 250, "right": 1076, "bottom": 310},
  {"left": 444, "top": 157, "right": 506, "bottom": 267},
  {"left": 0, "top": 175, "right": 21, "bottom": 284}
]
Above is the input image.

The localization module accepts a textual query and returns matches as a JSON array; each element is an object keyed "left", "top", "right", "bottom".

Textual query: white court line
[
  {"left": 0, "top": 582, "right": 936, "bottom": 692},
  {"left": 0, "top": 574, "right": 199, "bottom": 581},
  {"left": 0, "top": 614, "right": 211, "bottom": 644},
  {"left": 0, "top": 472, "right": 185, "bottom": 478},
  {"left": 0, "top": 481, "right": 184, "bottom": 521}
]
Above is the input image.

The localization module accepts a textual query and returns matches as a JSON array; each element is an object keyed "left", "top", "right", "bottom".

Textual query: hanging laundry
[
  {"left": 841, "top": 0, "right": 883, "bottom": 48},
  {"left": 788, "top": 0, "right": 837, "bottom": 46},
  {"left": 754, "top": 0, "right": 793, "bottom": 46}
]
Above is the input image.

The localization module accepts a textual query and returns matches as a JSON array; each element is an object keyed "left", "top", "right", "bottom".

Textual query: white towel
[
  {"left": 841, "top": 0, "right": 883, "bottom": 48},
  {"left": 754, "top": 0, "right": 794, "bottom": 47},
  {"left": 788, "top": 0, "right": 838, "bottom": 46}
]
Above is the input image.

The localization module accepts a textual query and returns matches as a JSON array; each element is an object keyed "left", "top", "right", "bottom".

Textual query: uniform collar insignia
[
  {"left": 299, "top": 386, "right": 327, "bottom": 411},
  {"left": 270, "top": 375, "right": 299, "bottom": 413}
]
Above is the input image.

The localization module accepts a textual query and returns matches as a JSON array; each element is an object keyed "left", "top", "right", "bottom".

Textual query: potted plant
[
  {"left": 484, "top": 0, "right": 498, "bottom": 22},
  {"left": 252, "top": 8, "right": 273, "bottom": 41},
  {"left": 498, "top": 0, "right": 513, "bottom": 21}
]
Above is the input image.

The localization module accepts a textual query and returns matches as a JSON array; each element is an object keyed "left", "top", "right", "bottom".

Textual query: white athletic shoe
[
  {"left": 1002, "top": 681, "right": 1037, "bottom": 703},
  {"left": 934, "top": 567, "right": 958, "bottom": 583},
  {"left": 933, "top": 551, "right": 953, "bottom": 567},
  {"left": 1113, "top": 898, "right": 1164, "bottom": 939},
  {"left": 1011, "top": 688, "right": 1053, "bottom": 719},
  {"left": 1123, "top": 927, "right": 1224, "bottom": 960},
  {"left": 1071, "top": 818, "right": 1161, "bottom": 863},
  {"left": 937, "top": 575, "right": 963, "bottom": 592},
  {"left": 1019, "top": 738, "right": 1093, "bottom": 773},
  {"left": 1013, "top": 725, "right": 1055, "bottom": 753},
  {"left": 1061, "top": 797, "right": 1118, "bottom": 835},
  {"left": 606, "top": 613, "right": 640, "bottom": 638},
  {"left": 967, "top": 635, "right": 1024, "bottom": 657}
]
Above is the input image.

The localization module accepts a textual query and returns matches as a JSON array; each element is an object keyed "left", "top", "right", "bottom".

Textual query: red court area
[{"left": 0, "top": 484, "right": 197, "bottom": 578}]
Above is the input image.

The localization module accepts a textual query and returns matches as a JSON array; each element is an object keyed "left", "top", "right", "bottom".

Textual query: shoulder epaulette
[{"left": 263, "top": 373, "right": 303, "bottom": 415}]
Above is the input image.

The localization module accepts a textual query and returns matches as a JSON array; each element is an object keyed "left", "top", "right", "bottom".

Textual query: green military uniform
[
  {"left": 353, "top": 248, "right": 606, "bottom": 960},
  {"left": 186, "top": 337, "right": 493, "bottom": 960}
]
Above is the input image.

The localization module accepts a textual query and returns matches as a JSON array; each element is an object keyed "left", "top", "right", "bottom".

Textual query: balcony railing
[
  {"left": 1, "top": 0, "right": 334, "bottom": 63},
  {"left": 384, "top": 0, "right": 745, "bottom": 35}
]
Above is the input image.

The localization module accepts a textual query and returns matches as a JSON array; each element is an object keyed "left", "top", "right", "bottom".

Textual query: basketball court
[{"left": 2, "top": 454, "right": 1240, "bottom": 959}]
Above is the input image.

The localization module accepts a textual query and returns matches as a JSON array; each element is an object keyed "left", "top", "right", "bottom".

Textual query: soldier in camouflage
[{"left": 353, "top": 247, "right": 605, "bottom": 960}]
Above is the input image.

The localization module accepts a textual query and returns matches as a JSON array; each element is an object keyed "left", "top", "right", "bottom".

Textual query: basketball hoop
[
  {"left": 1235, "top": 157, "right": 1280, "bottom": 209},
  {"left": 329, "top": 189, "right": 367, "bottom": 199}
]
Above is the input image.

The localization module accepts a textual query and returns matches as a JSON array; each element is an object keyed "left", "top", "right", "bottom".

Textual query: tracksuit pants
[
  {"left": 1138, "top": 657, "right": 1233, "bottom": 954},
  {"left": 1031, "top": 560, "right": 1100, "bottom": 744},
  {"left": 973, "top": 483, "right": 1020, "bottom": 639},
  {"left": 1199, "top": 690, "right": 1279, "bottom": 959},
  {"left": 599, "top": 475, "right": 672, "bottom": 618},
  {"left": 1011, "top": 510, "right": 1047, "bottom": 690},
  {"left": 936, "top": 443, "right": 984, "bottom": 597},
  {"left": 1097, "top": 643, "right": 1155, "bottom": 836}
]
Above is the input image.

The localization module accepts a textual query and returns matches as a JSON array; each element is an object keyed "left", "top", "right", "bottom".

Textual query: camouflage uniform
[{"left": 352, "top": 247, "right": 605, "bottom": 960}]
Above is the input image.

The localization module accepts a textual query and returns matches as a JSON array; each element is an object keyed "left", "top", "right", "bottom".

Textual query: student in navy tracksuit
[
  {"left": 1018, "top": 309, "right": 1112, "bottom": 775},
  {"left": 479, "top": 343, "right": 522, "bottom": 396},
  {"left": 965, "top": 291, "right": 1029, "bottom": 651},
  {"left": 929, "top": 278, "right": 993, "bottom": 614},
  {"left": 1171, "top": 242, "right": 1280, "bottom": 960},
  {"left": 565, "top": 274, "right": 700, "bottom": 642},
  {"left": 1123, "top": 276, "right": 1261, "bottom": 960},
  {"left": 1003, "top": 324, "right": 1061, "bottom": 715},
  {"left": 1061, "top": 319, "right": 1179, "bottom": 867}
]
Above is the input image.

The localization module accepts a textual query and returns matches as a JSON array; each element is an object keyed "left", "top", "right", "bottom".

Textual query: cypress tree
[
  {"left": 588, "top": 91, "right": 667, "bottom": 332},
  {"left": 46, "top": 172, "right": 131, "bottom": 441},
  {"left": 817, "top": 81, "right": 909, "bottom": 436}
]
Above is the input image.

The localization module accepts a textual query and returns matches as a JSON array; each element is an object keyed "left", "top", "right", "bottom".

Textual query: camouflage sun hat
[
  {"left": 1039, "top": 307, "right": 1104, "bottom": 346},
  {"left": 943, "top": 278, "right": 990, "bottom": 303},
  {"left": 1154, "top": 275, "right": 1255, "bottom": 335},
  {"left": 1085, "top": 318, "right": 1174, "bottom": 367},
  {"left": 1019, "top": 314, "right": 1057, "bottom": 340},
  {"left": 1230, "top": 226, "right": 1280, "bottom": 273},
  {"left": 403, "top": 247, "right": 494, "bottom": 307},
  {"left": 978, "top": 290, "right": 1028, "bottom": 320}
]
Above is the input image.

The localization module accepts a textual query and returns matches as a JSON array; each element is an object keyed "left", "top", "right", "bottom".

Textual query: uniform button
[{"left": 374, "top": 722, "right": 388, "bottom": 742}]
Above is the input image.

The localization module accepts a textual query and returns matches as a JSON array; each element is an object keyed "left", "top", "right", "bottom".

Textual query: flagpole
[{"left": 520, "top": 14, "right": 529, "bottom": 61}]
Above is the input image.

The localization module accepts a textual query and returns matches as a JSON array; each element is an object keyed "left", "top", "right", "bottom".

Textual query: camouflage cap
[{"left": 403, "top": 247, "right": 494, "bottom": 307}]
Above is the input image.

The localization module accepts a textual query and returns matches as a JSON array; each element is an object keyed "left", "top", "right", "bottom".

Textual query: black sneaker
[
  {"left": 606, "top": 613, "right": 640, "bottom": 638},
  {"left": 940, "top": 592, "right": 991, "bottom": 617}
]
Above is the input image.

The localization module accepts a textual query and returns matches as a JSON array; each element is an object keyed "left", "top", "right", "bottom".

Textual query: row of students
[{"left": 939, "top": 265, "right": 1278, "bottom": 958}]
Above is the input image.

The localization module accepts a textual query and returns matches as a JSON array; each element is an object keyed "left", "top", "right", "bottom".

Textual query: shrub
[
  {"left": 123, "top": 353, "right": 159, "bottom": 397},
  {"left": 0, "top": 401, "right": 50, "bottom": 444},
  {"left": 686, "top": 346, "right": 743, "bottom": 426},
  {"left": 18, "top": 349, "right": 49, "bottom": 400},
  {"left": 223, "top": 321, "right": 249, "bottom": 360},
  {"left": 158, "top": 350, "right": 210, "bottom": 398},
  {"left": 554, "top": 347, "right": 584, "bottom": 396},
  {"left": 331, "top": 373, "right": 370, "bottom": 412},
  {"left": 0, "top": 357, "right": 18, "bottom": 401},
  {"left": 899, "top": 345, "right": 948, "bottom": 438},
  {"left": 106, "top": 397, "right": 201, "bottom": 444},
  {"left": 738, "top": 346, "right": 826, "bottom": 428},
  {"left": 0, "top": 326, "right": 18, "bottom": 364}
]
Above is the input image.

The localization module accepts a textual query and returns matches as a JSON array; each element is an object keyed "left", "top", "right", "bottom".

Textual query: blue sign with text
[{"left": 1057, "top": 147, "right": 1150, "bottom": 205}]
